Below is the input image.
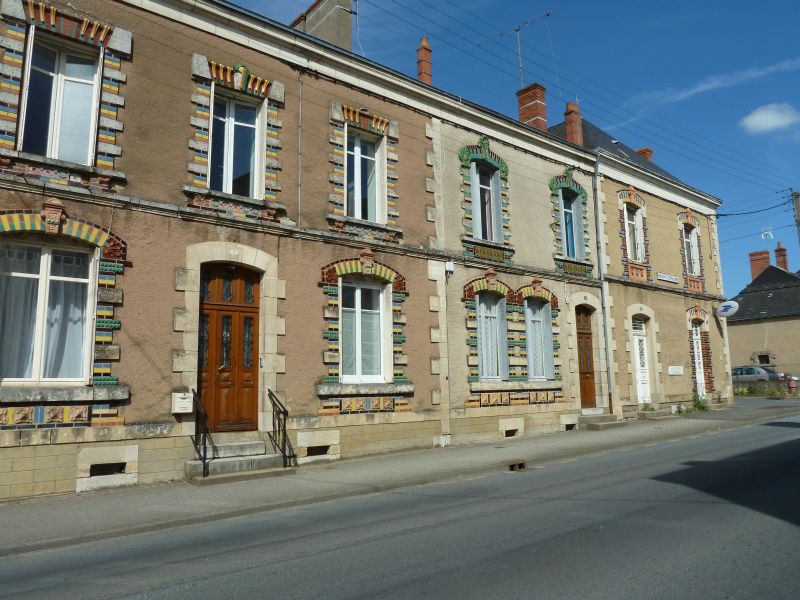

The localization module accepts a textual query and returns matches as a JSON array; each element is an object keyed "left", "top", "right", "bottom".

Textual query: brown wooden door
[
  {"left": 576, "top": 306, "right": 596, "bottom": 409},
  {"left": 198, "top": 264, "right": 259, "bottom": 432}
]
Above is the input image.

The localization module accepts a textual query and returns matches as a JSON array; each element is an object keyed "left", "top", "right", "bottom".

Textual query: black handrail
[
  {"left": 191, "top": 388, "right": 211, "bottom": 477},
  {"left": 268, "top": 388, "right": 295, "bottom": 467}
]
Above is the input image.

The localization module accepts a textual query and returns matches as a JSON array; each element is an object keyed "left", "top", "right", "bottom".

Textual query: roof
[
  {"left": 549, "top": 118, "right": 681, "bottom": 184},
  {"left": 727, "top": 265, "right": 800, "bottom": 322}
]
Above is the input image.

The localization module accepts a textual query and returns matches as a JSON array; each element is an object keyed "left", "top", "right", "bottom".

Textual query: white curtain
[
  {"left": 43, "top": 280, "right": 87, "bottom": 378},
  {"left": 0, "top": 245, "right": 40, "bottom": 378}
]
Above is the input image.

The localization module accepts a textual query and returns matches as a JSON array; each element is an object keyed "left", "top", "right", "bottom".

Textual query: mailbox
[{"left": 171, "top": 392, "right": 193, "bottom": 414}]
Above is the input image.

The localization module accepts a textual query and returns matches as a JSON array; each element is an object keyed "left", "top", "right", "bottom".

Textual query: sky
[{"left": 238, "top": 0, "right": 799, "bottom": 296}]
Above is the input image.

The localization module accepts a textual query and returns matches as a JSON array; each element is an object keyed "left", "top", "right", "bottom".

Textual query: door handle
[{"left": 217, "top": 364, "right": 225, "bottom": 373}]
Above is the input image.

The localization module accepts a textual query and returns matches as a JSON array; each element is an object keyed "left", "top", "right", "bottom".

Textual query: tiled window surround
[
  {"left": 315, "top": 249, "right": 413, "bottom": 415},
  {"left": 687, "top": 305, "right": 714, "bottom": 394},
  {"left": 0, "top": 0, "right": 131, "bottom": 191},
  {"left": 462, "top": 269, "right": 563, "bottom": 409},
  {"left": 678, "top": 209, "right": 705, "bottom": 294},
  {"left": 0, "top": 198, "right": 129, "bottom": 430},
  {"left": 618, "top": 187, "right": 651, "bottom": 283},
  {"left": 458, "top": 136, "right": 513, "bottom": 264},
  {"left": 327, "top": 101, "right": 401, "bottom": 242},
  {"left": 549, "top": 168, "right": 592, "bottom": 278},
  {"left": 186, "top": 53, "right": 286, "bottom": 222}
]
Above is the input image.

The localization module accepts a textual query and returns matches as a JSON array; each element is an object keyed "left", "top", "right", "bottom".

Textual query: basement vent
[
  {"left": 89, "top": 462, "right": 126, "bottom": 477},
  {"left": 506, "top": 460, "right": 527, "bottom": 472},
  {"left": 503, "top": 429, "right": 519, "bottom": 438},
  {"left": 565, "top": 423, "right": 576, "bottom": 431},
  {"left": 306, "top": 445, "right": 330, "bottom": 457}
]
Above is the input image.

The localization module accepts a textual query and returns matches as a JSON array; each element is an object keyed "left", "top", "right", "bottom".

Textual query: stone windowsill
[
  {"left": 327, "top": 214, "right": 403, "bottom": 236},
  {"left": 469, "top": 380, "right": 561, "bottom": 393},
  {"left": 461, "top": 235, "right": 514, "bottom": 252},
  {"left": 0, "top": 148, "right": 125, "bottom": 180},
  {"left": 0, "top": 385, "right": 130, "bottom": 404},
  {"left": 554, "top": 255, "right": 593, "bottom": 267},
  {"left": 183, "top": 185, "right": 287, "bottom": 212},
  {"left": 315, "top": 382, "right": 414, "bottom": 397}
]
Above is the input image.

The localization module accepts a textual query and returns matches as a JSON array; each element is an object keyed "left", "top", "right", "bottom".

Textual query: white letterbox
[{"left": 171, "top": 392, "right": 193, "bottom": 414}]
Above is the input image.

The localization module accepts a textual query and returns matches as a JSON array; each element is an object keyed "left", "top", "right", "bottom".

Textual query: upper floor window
[
  {"left": 210, "top": 96, "right": 262, "bottom": 198},
  {"left": 625, "top": 204, "right": 644, "bottom": 263},
  {"left": 525, "top": 299, "right": 554, "bottom": 380},
  {"left": 346, "top": 130, "right": 387, "bottom": 223},
  {"left": 477, "top": 292, "right": 507, "bottom": 380},
  {"left": 340, "top": 279, "right": 388, "bottom": 383},
  {"left": 470, "top": 162, "right": 502, "bottom": 242},
  {"left": 21, "top": 37, "right": 100, "bottom": 165},
  {"left": 683, "top": 225, "right": 700, "bottom": 276},
  {"left": 0, "top": 241, "right": 96, "bottom": 384},
  {"left": 560, "top": 191, "right": 578, "bottom": 258}
]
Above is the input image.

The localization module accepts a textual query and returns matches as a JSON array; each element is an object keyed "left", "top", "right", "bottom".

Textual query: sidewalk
[{"left": 2, "top": 397, "right": 799, "bottom": 557}]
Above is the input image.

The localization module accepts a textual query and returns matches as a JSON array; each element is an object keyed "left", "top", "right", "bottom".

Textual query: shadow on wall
[{"left": 653, "top": 428, "right": 800, "bottom": 526}]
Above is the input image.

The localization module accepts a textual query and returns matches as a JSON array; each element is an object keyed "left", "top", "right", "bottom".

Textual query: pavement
[{"left": 2, "top": 396, "right": 799, "bottom": 557}]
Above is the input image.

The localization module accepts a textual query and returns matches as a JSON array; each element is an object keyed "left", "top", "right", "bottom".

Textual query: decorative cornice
[
  {"left": 458, "top": 136, "right": 508, "bottom": 179},
  {"left": 549, "top": 166, "right": 587, "bottom": 200}
]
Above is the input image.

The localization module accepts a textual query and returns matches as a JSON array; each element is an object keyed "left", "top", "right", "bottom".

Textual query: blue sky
[{"left": 239, "top": 0, "right": 799, "bottom": 296}]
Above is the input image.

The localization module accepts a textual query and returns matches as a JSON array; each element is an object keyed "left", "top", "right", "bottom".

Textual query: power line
[{"left": 717, "top": 197, "right": 791, "bottom": 217}]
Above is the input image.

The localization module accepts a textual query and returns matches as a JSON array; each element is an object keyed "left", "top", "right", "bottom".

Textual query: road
[{"left": 1, "top": 413, "right": 799, "bottom": 599}]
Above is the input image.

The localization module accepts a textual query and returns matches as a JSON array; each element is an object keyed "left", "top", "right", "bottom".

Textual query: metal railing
[
  {"left": 191, "top": 388, "right": 211, "bottom": 477},
  {"left": 268, "top": 388, "right": 295, "bottom": 467}
]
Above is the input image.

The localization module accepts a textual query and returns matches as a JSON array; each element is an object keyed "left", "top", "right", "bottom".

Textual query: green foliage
[
  {"left": 641, "top": 403, "right": 655, "bottom": 412},
  {"left": 692, "top": 389, "right": 709, "bottom": 412}
]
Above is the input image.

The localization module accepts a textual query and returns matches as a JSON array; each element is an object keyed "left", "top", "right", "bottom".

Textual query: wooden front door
[
  {"left": 198, "top": 264, "right": 259, "bottom": 432},
  {"left": 576, "top": 306, "right": 596, "bottom": 409}
]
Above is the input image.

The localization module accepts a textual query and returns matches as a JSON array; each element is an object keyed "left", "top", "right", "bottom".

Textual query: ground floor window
[{"left": 341, "top": 280, "right": 385, "bottom": 383}]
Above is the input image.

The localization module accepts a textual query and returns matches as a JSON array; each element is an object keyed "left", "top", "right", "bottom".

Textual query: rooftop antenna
[{"left": 479, "top": 12, "right": 552, "bottom": 88}]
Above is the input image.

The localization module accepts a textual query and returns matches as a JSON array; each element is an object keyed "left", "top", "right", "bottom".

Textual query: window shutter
[
  {"left": 543, "top": 302, "right": 555, "bottom": 380},
  {"left": 257, "top": 100, "right": 269, "bottom": 201},
  {"left": 574, "top": 196, "right": 586, "bottom": 260},
  {"left": 376, "top": 137, "right": 388, "bottom": 224},
  {"left": 559, "top": 192, "right": 568, "bottom": 256},
  {"left": 498, "top": 297, "right": 509, "bottom": 380},
  {"left": 470, "top": 161, "right": 482, "bottom": 238},
  {"left": 691, "top": 230, "right": 700, "bottom": 275},
  {"left": 491, "top": 171, "right": 504, "bottom": 244},
  {"left": 16, "top": 25, "right": 35, "bottom": 151},
  {"left": 635, "top": 209, "right": 645, "bottom": 262},
  {"left": 383, "top": 284, "right": 393, "bottom": 382}
]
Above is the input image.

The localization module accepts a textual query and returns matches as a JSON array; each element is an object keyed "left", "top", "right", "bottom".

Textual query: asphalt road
[{"left": 2, "top": 414, "right": 799, "bottom": 599}]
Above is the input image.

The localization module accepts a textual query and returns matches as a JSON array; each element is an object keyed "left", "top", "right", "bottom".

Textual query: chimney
[
  {"left": 636, "top": 147, "right": 653, "bottom": 162},
  {"left": 417, "top": 36, "right": 432, "bottom": 85},
  {"left": 291, "top": 0, "right": 353, "bottom": 50},
  {"left": 564, "top": 102, "right": 584, "bottom": 145},
  {"left": 516, "top": 83, "right": 547, "bottom": 130},
  {"left": 749, "top": 250, "right": 771, "bottom": 280},
  {"left": 775, "top": 242, "right": 789, "bottom": 271}
]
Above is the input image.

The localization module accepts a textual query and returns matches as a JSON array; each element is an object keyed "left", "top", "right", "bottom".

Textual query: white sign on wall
[
  {"left": 716, "top": 300, "right": 739, "bottom": 318},
  {"left": 667, "top": 365, "right": 684, "bottom": 376},
  {"left": 657, "top": 272, "right": 680, "bottom": 284}
]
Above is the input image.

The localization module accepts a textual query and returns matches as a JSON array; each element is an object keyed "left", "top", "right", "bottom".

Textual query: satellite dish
[{"left": 716, "top": 300, "right": 739, "bottom": 317}]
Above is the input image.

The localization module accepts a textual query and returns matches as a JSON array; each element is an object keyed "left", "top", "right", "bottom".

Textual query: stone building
[{"left": 0, "top": 0, "right": 730, "bottom": 499}]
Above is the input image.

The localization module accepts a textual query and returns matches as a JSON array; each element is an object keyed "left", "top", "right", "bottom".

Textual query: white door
[
  {"left": 691, "top": 323, "right": 705, "bottom": 396},
  {"left": 632, "top": 318, "right": 651, "bottom": 404}
]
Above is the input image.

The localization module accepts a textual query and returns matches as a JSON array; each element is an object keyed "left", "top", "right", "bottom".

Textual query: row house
[{"left": 0, "top": 0, "right": 730, "bottom": 499}]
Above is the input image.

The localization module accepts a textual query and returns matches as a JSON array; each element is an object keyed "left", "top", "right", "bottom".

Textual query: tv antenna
[{"left": 479, "top": 12, "right": 552, "bottom": 88}]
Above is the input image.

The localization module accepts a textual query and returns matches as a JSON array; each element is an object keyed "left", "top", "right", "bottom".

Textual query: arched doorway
[
  {"left": 198, "top": 263, "right": 260, "bottom": 431},
  {"left": 576, "top": 305, "right": 596, "bottom": 408},
  {"left": 632, "top": 316, "right": 651, "bottom": 404}
]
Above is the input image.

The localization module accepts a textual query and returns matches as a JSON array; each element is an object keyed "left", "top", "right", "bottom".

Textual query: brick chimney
[
  {"left": 516, "top": 82, "right": 547, "bottom": 130},
  {"left": 775, "top": 241, "right": 789, "bottom": 271},
  {"left": 291, "top": 0, "right": 353, "bottom": 50},
  {"left": 749, "top": 250, "right": 771, "bottom": 280},
  {"left": 636, "top": 147, "right": 653, "bottom": 162},
  {"left": 417, "top": 36, "right": 432, "bottom": 85},
  {"left": 564, "top": 102, "right": 583, "bottom": 146}
]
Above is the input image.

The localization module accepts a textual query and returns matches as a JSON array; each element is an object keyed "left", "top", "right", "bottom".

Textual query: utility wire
[{"left": 717, "top": 198, "right": 791, "bottom": 217}]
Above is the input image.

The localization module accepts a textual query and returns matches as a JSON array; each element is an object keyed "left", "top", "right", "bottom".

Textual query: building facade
[{"left": 0, "top": 0, "right": 730, "bottom": 499}]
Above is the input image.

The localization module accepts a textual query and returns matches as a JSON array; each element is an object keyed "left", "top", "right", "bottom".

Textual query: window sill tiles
[
  {"left": 0, "top": 384, "right": 130, "bottom": 404},
  {"left": 315, "top": 382, "right": 414, "bottom": 397},
  {"left": 0, "top": 149, "right": 125, "bottom": 181},
  {"left": 470, "top": 380, "right": 560, "bottom": 393},
  {"left": 327, "top": 214, "right": 403, "bottom": 240},
  {"left": 183, "top": 185, "right": 287, "bottom": 212}
]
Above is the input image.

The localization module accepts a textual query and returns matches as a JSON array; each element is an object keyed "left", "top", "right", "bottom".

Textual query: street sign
[{"left": 716, "top": 300, "right": 739, "bottom": 318}]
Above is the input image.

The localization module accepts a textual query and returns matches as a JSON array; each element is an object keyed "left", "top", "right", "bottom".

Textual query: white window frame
[
  {"left": 560, "top": 190, "right": 577, "bottom": 258},
  {"left": 625, "top": 204, "right": 644, "bottom": 263},
  {"left": 477, "top": 292, "right": 503, "bottom": 380},
  {"left": 525, "top": 299, "right": 547, "bottom": 380},
  {"left": 0, "top": 240, "right": 98, "bottom": 387},
  {"left": 683, "top": 225, "right": 700, "bottom": 276},
  {"left": 18, "top": 29, "right": 103, "bottom": 166},
  {"left": 344, "top": 124, "right": 387, "bottom": 224},
  {"left": 339, "top": 278, "right": 389, "bottom": 384},
  {"left": 691, "top": 321, "right": 706, "bottom": 397},
  {"left": 207, "top": 84, "right": 266, "bottom": 200}
]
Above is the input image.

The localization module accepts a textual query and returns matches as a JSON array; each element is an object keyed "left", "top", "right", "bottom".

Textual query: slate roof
[{"left": 727, "top": 265, "right": 800, "bottom": 322}]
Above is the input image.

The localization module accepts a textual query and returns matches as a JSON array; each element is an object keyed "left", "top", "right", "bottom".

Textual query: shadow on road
[
  {"left": 762, "top": 421, "right": 800, "bottom": 428},
  {"left": 654, "top": 432, "right": 800, "bottom": 526}
]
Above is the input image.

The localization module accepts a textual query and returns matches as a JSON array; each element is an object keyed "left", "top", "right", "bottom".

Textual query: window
[
  {"left": 210, "top": 96, "right": 262, "bottom": 197},
  {"left": 757, "top": 354, "right": 770, "bottom": 365},
  {"left": 0, "top": 241, "right": 95, "bottom": 384},
  {"left": 525, "top": 299, "right": 554, "bottom": 380},
  {"left": 683, "top": 225, "right": 700, "bottom": 275},
  {"left": 477, "top": 293, "right": 507, "bottom": 380},
  {"left": 625, "top": 204, "right": 644, "bottom": 263},
  {"left": 346, "top": 130, "right": 386, "bottom": 223},
  {"left": 470, "top": 162, "right": 501, "bottom": 242},
  {"left": 560, "top": 190, "right": 580, "bottom": 258},
  {"left": 20, "top": 37, "right": 100, "bottom": 165},
  {"left": 340, "top": 281, "right": 386, "bottom": 383}
]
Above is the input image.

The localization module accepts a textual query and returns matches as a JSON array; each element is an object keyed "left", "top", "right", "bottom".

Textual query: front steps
[
  {"left": 186, "top": 437, "right": 289, "bottom": 482},
  {"left": 578, "top": 412, "right": 625, "bottom": 431}
]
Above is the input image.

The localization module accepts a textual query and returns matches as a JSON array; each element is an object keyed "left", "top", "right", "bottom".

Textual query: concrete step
[
  {"left": 191, "top": 466, "right": 296, "bottom": 486},
  {"left": 637, "top": 409, "right": 674, "bottom": 420},
  {"left": 578, "top": 414, "right": 617, "bottom": 425},
  {"left": 185, "top": 453, "right": 284, "bottom": 479},
  {"left": 584, "top": 420, "right": 627, "bottom": 431},
  {"left": 209, "top": 440, "right": 266, "bottom": 459}
]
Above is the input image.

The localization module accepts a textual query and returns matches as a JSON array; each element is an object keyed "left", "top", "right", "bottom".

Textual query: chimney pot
[
  {"left": 516, "top": 82, "right": 547, "bottom": 130},
  {"left": 635, "top": 147, "right": 654, "bottom": 162},
  {"left": 775, "top": 241, "right": 789, "bottom": 271},
  {"left": 749, "top": 250, "right": 771, "bottom": 281},
  {"left": 417, "top": 36, "right": 432, "bottom": 85},
  {"left": 564, "top": 102, "right": 584, "bottom": 146}
]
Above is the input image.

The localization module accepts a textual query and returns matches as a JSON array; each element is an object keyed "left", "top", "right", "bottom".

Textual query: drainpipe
[{"left": 593, "top": 152, "right": 615, "bottom": 415}]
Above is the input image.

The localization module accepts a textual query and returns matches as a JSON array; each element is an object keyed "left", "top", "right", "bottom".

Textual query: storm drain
[{"left": 506, "top": 460, "right": 527, "bottom": 472}]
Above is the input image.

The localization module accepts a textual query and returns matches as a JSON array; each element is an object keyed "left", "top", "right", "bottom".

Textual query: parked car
[{"left": 731, "top": 366, "right": 783, "bottom": 384}]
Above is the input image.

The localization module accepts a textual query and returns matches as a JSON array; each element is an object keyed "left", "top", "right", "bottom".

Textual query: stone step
[
  {"left": 191, "top": 466, "right": 296, "bottom": 486},
  {"left": 637, "top": 410, "right": 674, "bottom": 420},
  {"left": 584, "top": 420, "right": 627, "bottom": 431},
  {"left": 185, "top": 453, "right": 284, "bottom": 479},
  {"left": 209, "top": 440, "right": 266, "bottom": 459},
  {"left": 578, "top": 414, "right": 617, "bottom": 425}
]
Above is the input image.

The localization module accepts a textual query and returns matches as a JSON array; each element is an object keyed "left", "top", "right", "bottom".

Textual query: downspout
[{"left": 593, "top": 152, "right": 615, "bottom": 415}]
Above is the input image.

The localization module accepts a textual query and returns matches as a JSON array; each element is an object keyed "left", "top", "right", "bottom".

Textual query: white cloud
[{"left": 740, "top": 103, "right": 800, "bottom": 134}]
